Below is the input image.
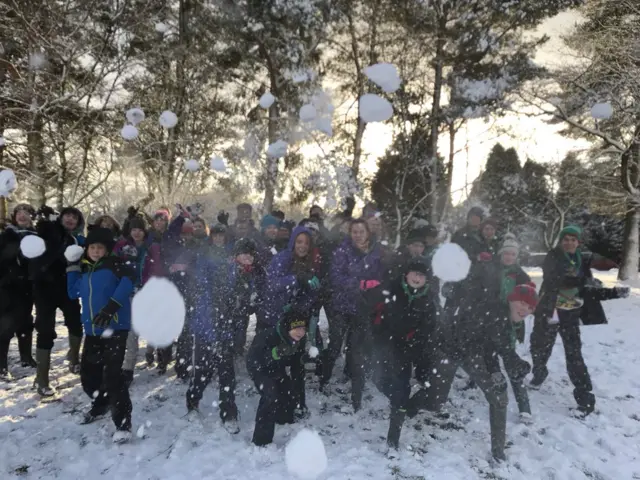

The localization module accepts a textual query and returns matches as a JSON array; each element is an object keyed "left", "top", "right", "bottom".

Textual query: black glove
[
  {"left": 272, "top": 342, "right": 300, "bottom": 359},
  {"left": 509, "top": 357, "right": 532, "bottom": 382},
  {"left": 615, "top": 286, "right": 630, "bottom": 299},
  {"left": 296, "top": 272, "right": 314, "bottom": 289},
  {"left": 37, "top": 205, "right": 56, "bottom": 219},
  {"left": 217, "top": 210, "right": 229, "bottom": 226},
  {"left": 127, "top": 206, "right": 139, "bottom": 219},
  {"left": 92, "top": 298, "right": 122, "bottom": 329}
]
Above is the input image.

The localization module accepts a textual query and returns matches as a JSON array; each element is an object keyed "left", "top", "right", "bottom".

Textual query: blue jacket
[
  {"left": 259, "top": 226, "right": 320, "bottom": 326},
  {"left": 67, "top": 256, "right": 135, "bottom": 336}
]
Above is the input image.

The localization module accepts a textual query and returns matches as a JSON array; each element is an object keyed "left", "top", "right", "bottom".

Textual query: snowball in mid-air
[
  {"left": 432, "top": 243, "right": 471, "bottom": 282},
  {"left": 64, "top": 245, "right": 84, "bottom": 263},
  {"left": 184, "top": 159, "right": 200, "bottom": 172},
  {"left": 267, "top": 140, "right": 288, "bottom": 158},
  {"left": 308, "top": 346, "right": 319, "bottom": 359},
  {"left": 299, "top": 104, "right": 317, "bottom": 122},
  {"left": 285, "top": 429, "right": 328, "bottom": 480},
  {"left": 0, "top": 169, "right": 17, "bottom": 196},
  {"left": 0, "top": 136, "right": 5, "bottom": 147},
  {"left": 132, "top": 277, "right": 186, "bottom": 348},
  {"left": 125, "top": 108, "right": 145, "bottom": 125},
  {"left": 364, "top": 63, "right": 401, "bottom": 93},
  {"left": 155, "top": 22, "right": 169, "bottom": 33},
  {"left": 315, "top": 117, "right": 332, "bottom": 137},
  {"left": 29, "top": 52, "right": 47, "bottom": 70},
  {"left": 591, "top": 102, "right": 613, "bottom": 120},
  {"left": 159, "top": 110, "right": 178, "bottom": 129},
  {"left": 20, "top": 235, "right": 46, "bottom": 259},
  {"left": 359, "top": 94, "right": 393, "bottom": 123},
  {"left": 121, "top": 124, "right": 139, "bottom": 141},
  {"left": 209, "top": 156, "right": 226, "bottom": 172},
  {"left": 259, "top": 92, "right": 275, "bottom": 109}
]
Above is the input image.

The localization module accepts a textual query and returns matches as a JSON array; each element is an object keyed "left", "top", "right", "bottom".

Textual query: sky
[{"left": 355, "top": 10, "right": 593, "bottom": 205}]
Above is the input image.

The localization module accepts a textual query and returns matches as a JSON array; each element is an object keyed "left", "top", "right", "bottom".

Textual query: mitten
[
  {"left": 217, "top": 210, "right": 229, "bottom": 226},
  {"left": 359, "top": 279, "right": 381, "bottom": 291},
  {"left": 92, "top": 298, "right": 122, "bottom": 329}
]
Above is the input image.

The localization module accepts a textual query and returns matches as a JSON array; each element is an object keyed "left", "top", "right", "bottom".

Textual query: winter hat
[
  {"left": 210, "top": 223, "right": 227, "bottom": 235},
  {"left": 128, "top": 215, "right": 148, "bottom": 234},
  {"left": 481, "top": 217, "right": 498, "bottom": 230},
  {"left": 467, "top": 207, "right": 485, "bottom": 221},
  {"left": 558, "top": 225, "right": 582, "bottom": 241},
  {"left": 507, "top": 283, "right": 539, "bottom": 310},
  {"left": 86, "top": 227, "right": 116, "bottom": 252},
  {"left": 499, "top": 233, "right": 519, "bottom": 255},
  {"left": 280, "top": 220, "right": 295, "bottom": 233},
  {"left": 154, "top": 208, "right": 171, "bottom": 221},
  {"left": 12, "top": 203, "right": 36, "bottom": 221},
  {"left": 282, "top": 312, "right": 308, "bottom": 333},
  {"left": 181, "top": 219, "right": 194, "bottom": 235},
  {"left": 260, "top": 214, "right": 280, "bottom": 231},
  {"left": 234, "top": 237, "right": 257, "bottom": 257},
  {"left": 406, "top": 257, "right": 429, "bottom": 276},
  {"left": 420, "top": 224, "right": 438, "bottom": 239},
  {"left": 406, "top": 228, "right": 426, "bottom": 246}
]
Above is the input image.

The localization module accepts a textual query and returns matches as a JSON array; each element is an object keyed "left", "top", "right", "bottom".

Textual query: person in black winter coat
[
  {"left": 0, "top": 204, "right": 38, "bottom": 379},
  {"left": 247, "top": 314, "right": 308, "bottom": 446},
  {"left": 30, "top": 205, "right": 86, "bottom": 396},
  {"left": 372, "top": 257, "right": 440, "bottom": 452},
  {"left": 451, "top": 207, "right": 484, "bottom": 258}
]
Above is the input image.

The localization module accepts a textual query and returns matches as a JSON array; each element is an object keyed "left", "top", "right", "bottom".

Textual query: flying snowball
[
  {"left": 20, "top": 235, "right": 46, "bottom": 259},
  {"left": 308, "top": 346, "right": 319, "bottom": 359},
  {"left": 159, "top": 110, "right": 178, "bottom": 129},
  {"left": 324, "top": 197, "right": 337, "bottom": 210},
  {"left": 125, "top": 108, "right": 145, "bottom": 125},
  {"left": 285, "top": 429, "right": 328, "bottom": 480},
  {"left": 132, "top": 277, "right": 186, "bottom": 348},
  {"left": 591, "top": 102, "right": 613, "bottom": 120},
  {"left": 209, "top": 156, "right": 226, "bottom": 172},
  {"left": 364, "top": 63, "right": 401, "bottom": 93},
  {"left": 432, "top": 243, "right": 471, "bottom": 282},
  {"left": 184, "top": 159, "right": 200, "bottom": 172},
  {"left": 259, "top": 92, "right": 275, "bottom": 109},
  {"left": 120, "top": 124, "right": 139, "bottom": 141},
  {"left": 267, "top": 140, "right": 288, "bottom": 158},
  {"left": 29, "top": 52, "right": 47, "bottom": 71},
  {"left": 315, "top": 117, "right": 333, "bottom": 137},
  {"left": 0, "top": 169, "right": 17, "bottom": 196},
  {"left": 359, "top": 94, "right": 393, "bottom": 123},
  {"left": 0, "top": 136, "right": 5, "bottom": 147},
  {"left": 155, "top": 22, "right": 169, "bottom": 33},
  {"left": 64, "top": 245, "right": 85, "bottom": 263},
  {"left": 299, "top": 104, "right": 317, "bottom": 122}
]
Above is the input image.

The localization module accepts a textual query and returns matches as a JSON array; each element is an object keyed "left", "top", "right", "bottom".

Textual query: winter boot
[
  {"left": 0, "top": 339, "right": 11, "bottom": 380},
  {"left": 113, "top": 429, "right": 132, "bottom": 444},
  {"left": 80, "top": 403, "right": 110, "bottom": 425},
  {"left": 35, "top": 348, "right": 56, "bottom": 397},
  {"left": 145, "top": 346, "right": 155, "bottom": 367},
  {"left": 67, "top": 334, "right": 82, "bottom": 374},
  {"left": 18, "top": 332, "right": 37, "bottom": 368},
  {"left": 386, "top": 408, "right": 406, "bottom": 450}
]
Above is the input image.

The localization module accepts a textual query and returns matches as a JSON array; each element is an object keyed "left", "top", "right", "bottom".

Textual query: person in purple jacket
[{"left": 321, "top": 218, "right": 388, "bottom": 411}]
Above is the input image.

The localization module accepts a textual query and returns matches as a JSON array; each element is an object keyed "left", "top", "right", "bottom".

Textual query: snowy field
[{"left": 1, "top": 269, "right": 640, "bottom": 480}]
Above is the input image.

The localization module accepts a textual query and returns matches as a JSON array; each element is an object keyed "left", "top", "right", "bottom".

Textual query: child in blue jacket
[{"left": 66, "top": 228, "right": 135, "bottom": 443}]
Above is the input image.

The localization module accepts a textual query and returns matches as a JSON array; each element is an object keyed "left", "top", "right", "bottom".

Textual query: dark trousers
[
  {"left": 0, "top": 290, "right": 34, "bottom": 367},
  {"left": 250, "top": 372, "right": 296, "bottom": 446},
  {"left": 186, "top": 340, "right": 238, "bottom": 421},
  {"left": 174, "top": 324, "right": 193, "bottom": 379},
  {"left": 530, "top": 308, "right": 594, "bottom": 408},
  {"left": 233, "top": 314, "right": 251, "bottom": 356},
  {"left": 34, "top": 283, "right": 82, "bottom": 350},
  {"left": 485, "top": 348, "right": 531, "bottom": 414},
  {"left": 81, "top": 331, "right": 132, "bottom": 431}
]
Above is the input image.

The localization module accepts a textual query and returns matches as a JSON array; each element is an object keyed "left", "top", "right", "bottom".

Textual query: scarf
[{"left": 499, "top": 264, "right": 519, "bottom": 304}]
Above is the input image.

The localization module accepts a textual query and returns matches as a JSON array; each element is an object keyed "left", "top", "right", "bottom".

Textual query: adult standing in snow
[
  {"left": 323, "top": 218, "right": 387, "bottom": 411},
  {"left": 66, "top": 227, "right": 134, "bottom": 443},
  {"left": 30, "top": 205, "right": 85, "bottom": 396},
  {"left": 0, "top": 204, "right": 38, "bottom": 379},
  {"left": 451, "top": 206, "right": 485, "bottom": 260},
  {"left": 258, "top": 214, "right": 280, "bottom": 265}
]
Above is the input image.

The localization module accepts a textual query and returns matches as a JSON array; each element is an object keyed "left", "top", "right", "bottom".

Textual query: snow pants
[
  {"left": 485, "top": 346, "right": 531, "bottom": 415},
  {"left": 33, "top": 281, "right": 82, "bottom": 350},
  {"left": 186, "top": 340, "right": 238, "bottom": 422},
  {"left": 250, "top": 372, "right": 297, "bottom": 446},
  {"left": 530, "top": 308, "right": 595, "bottom": 410},
  {"left": 233, "top": 313, "right": 251, "bottom": 357},
  {"left": 174, "top": 323, "right": 193, "bottom": 380},
  {"left": 0, "top": 288, "right": 34, "bottom": 368},
  {"left": 81, "top": 331, "right": 132, "bottom": 431}
]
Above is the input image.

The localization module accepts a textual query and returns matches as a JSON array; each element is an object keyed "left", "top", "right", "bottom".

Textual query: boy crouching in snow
[{"left": 66, "top": 228, "right": 135, "bottom": 443}]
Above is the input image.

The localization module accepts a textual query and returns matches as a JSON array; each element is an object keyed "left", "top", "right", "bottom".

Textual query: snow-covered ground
[{"left": 1, "top": 269, "right": 639, "bottom": 479}]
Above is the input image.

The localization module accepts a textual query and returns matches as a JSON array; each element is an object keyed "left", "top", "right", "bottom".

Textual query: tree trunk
[
  {"left": 428, "top": 15, "right": 446, "bottom": 224},
  {"left": 619, "top": 202, "right": 639, "bottom": 281},
  {"left": 27, "top": 111, "right": 46, "bottom": 207}
]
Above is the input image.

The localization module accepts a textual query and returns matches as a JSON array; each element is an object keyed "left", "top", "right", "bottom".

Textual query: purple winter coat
[
  {"left": 258, "top": 226, "right": 321, "bottom": 326},
  {"left": 330, "top": 238, "right": 387, "bottom": 316}
]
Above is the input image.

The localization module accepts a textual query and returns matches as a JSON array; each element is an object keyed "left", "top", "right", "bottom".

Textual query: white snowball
[
  {"left": 308, "top": 346, "right": 319, "bottom": 359},
  {"left": 259, "top": 92, "right": 275, "bottom": 109},
  {"left": 266, "top": 140, "right": 288, "bottom": 158},
  {"left": 20, "top": 235, "right": 46, "bottom": 259},
  {"left": 285, "top": 429, "right": 328, "bottom": 480},
  {"left": 364, "top": 63, "right": 401, "bottom": 93},
  {"left": 120, "top": 124, "right": 139, "bottom": 141},
  {"left": 432, "top": 243, "right": 471, "bottom": 282},
  {"left": 299, "top": 104, "right": 317, "bottom": 122},
  {"left": 184, "top": 159, "right": 200, "bottom": 172},
  {"left": 324, "top": 197, "right": 337, "bottom": 210},
  {"left": 136, "top": 425, "right": 145, "bottom": 438},
  {"left": 0, "top": 169, "right": 17, "bottom": 196},
  {"left": 209, "top": 156, "right": 226, "bottom": 172},
  {"left": 359, "top": 94, "right": 393, "bottom": 123},
  {"left": 125, "top": 108, "right": 145, "bottom": 125},
  {"left": 155, "top": 22, "right": 169, "bottom": 33},
  {"left": 101, "top": 328, "right": 114, "bottom": 339},
  {"left": 132, "top": 277, "right": 186, "bottom": 348},
  {"left": 591, "top": 102, "right": 613, "bottom": 120},
  {"left": 0, "top": 136, "right": 5, "bottom": 147},
  {"left": 29, "top": 52, "right": 47, "bottom": 70},
  {"left": 315, "top": 117, "right": 332, "bottom": 137},
  {"left": 64, "top": 245, "right": 84, "bottom": 263},
  {"left": 159, "top": 110, "right": 178, "bottom": 129}
]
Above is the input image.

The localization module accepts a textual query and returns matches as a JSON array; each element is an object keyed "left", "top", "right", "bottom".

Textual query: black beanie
[
  {"left": 406, "top": 228, "right": 426, "bottom": 245},
  {"left": 405, "top": 257, "right": 429, "bottom": 276},
  {"left": 86, "top": 227, "right": 116, "bottom": 252},
  {"left": 467, "top": 207, "right": 485, "bottom": 221},
  {"left": 128, "top": 215, "right": 148, "bottom": 233},
  {"left": 12, "top": 203, "right": 36, "bottom": 222},
  {"left": 234, "top": 237, "right": 257, "bottom": 257}
]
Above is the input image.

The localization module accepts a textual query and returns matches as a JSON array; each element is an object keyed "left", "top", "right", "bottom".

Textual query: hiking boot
[{"left": 35, "top": 349, "right": 56, "bottom": 397}]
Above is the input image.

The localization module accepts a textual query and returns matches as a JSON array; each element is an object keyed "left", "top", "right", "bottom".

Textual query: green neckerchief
[
  {"left": 563, "top": 249, "right": 582, "bottom": 274},
  {"left": 558, "top": 248, "right": 582, "bottom": 304},
  {"left": 499, "top": 264, "right": 519, "bottom": 304},
  {"left": 401, "top": 279, "right": 429, "bottom": 303}
]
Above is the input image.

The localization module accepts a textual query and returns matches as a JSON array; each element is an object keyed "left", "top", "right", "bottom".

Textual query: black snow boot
[
  {"left": 67, "top": 335, "right": 82, "bottom": 374},
  {"left": 0, "top": 339, "right": 11, "bottom": 380},
  {"left": 18, "top": 332, "right": 37, "bottom": 368},
  {"left": 81, "top": 403, "right": 110, "bottom": 424},
  {"left": 386, "top": 408, "right": 406, "bottom": 450},
  {"left": 35, "top": 348, "right": 56, "bottom": 397}
]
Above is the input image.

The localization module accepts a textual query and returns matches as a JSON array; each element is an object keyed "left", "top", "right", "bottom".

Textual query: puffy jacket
[
  {"left": 330, "top": 237, "right": 387, "bottom": 315},
  {"left": 113, "top": 238, "right": 163, "bottom": 287},
  {"left": 0, "top": 225, "right": 36, "bottom": 313},
  {"left": 67, "top": 256, "right": 135, "bottom": 336},
  {"left": 247, "top": 320, "right": 304, "bottom": 379}
]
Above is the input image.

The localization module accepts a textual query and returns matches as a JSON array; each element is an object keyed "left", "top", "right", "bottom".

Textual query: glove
[
  {"left": 296, "top": 272, "right": 315, "bottom": 289},
  {"left": 510, "top": 357, "right": 532, "bottom": 382},
  {"left": 478, "top": 252, "right": 493, "bottom": 262},
  {"left": 271, "top": 342, "right": 299, "bottom": 360},
  {"left": 37, "top": 205, "right": 58, "bottom": 221},
  {"left": 359, "top": 279, "right": 381, "bottom": 291},
  {"left": 126, "top": 206, "right": 139, "bottom": 219},
  {"left": 615, "top": 286, "right": 630, "bottom": 299},
  {"left": 92, "top": 298, "right": 122, "bottom": 329},
  {"left": 217, "top": 210, "right": 229, "bottom": 226}
]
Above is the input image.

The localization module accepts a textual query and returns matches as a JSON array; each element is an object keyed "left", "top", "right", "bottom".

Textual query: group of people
[{"left": 0, "top": 199, "right": 628, "bottom": 461}]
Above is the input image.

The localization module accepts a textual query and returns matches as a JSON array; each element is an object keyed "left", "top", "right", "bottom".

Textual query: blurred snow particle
[
  {"left": 0, "top": 136, "right": 5, "bottom": 147},
  {"left": 0, "top": 169, "right": 18, "bottom": 196},
  {"left": 267, "top": 140, "right": 288, "bottom": 158},
  {"left": 121, "top": 124, "right": 139, "bottom": 141},
  {"left": 363, "top": 63, "right": 401, "bottom": 93},
  {"left": 209, "top": 156, "right": 226, "bottom": 172},
  {"left": 299, "top": 104, "right": 317, "bottom": 122},
  {"left": 101, "top": 328, "right": 114, "bottom": 338},
  {"left": 159, "top": 110, "right": 178, "bottom": 129},
  {"left": 29, "top": 52, "right": 47, "bottom": 71},
  {"left": 125, "top": 108, "right": 145, "bottom": 125},
  {"left": 259, "top": 92, "right": 275, "bottom": 109},
  {"left": 155, "top": 22, "right": 169, "bottom": 33},
  {"left": 591, "top": 102, "right": 613, "bottom": 120},
  {"left": 314, "top": 117, "right": 332, "bottom": 137},
  {"left": 184, "top": 159, "right": 200, "bottom": 172},
  {"left": 359, "top": 94, "right": 393, "bottom": 123}
]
